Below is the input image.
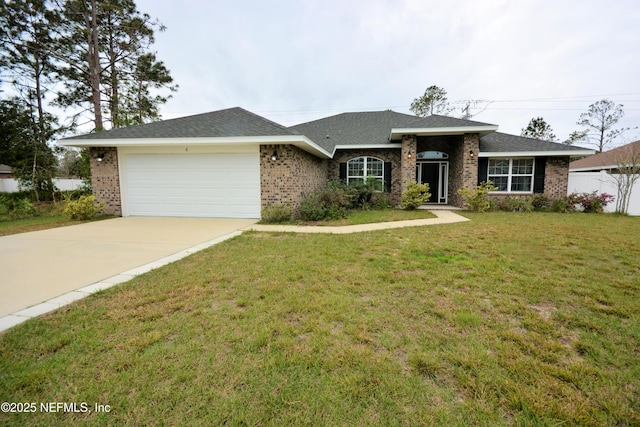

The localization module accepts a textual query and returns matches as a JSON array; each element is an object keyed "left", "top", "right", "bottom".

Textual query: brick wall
[
  {"left": 89, "top": 147, "right": 122, "bottom": 216},
  {"left": 260, "top": 144, "right": 328, "bottom": 209},
  {"left": 400, "top": 135, "right": 417, "bottom": 196},
  {"left": 459, "top": 133, "right": 480, "bottom": 206},
  {"left": 544, "top": 157, "right": 570, "bottom": 198}
]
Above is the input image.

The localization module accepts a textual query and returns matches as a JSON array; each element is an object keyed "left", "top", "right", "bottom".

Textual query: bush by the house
[
  {"left": 296, "top": 190, "right": 347, "bottom": 221},
  {"left": 371, "top": 191, "right": 391, "bottom": 210},
  {"left": 0, "top": 195, "right": 38, "bottom": 220},
  {"left": 296, "top": 180, "right": 391, "bottom": 221},
  {"left": 495, "top": 197, "right": 534, "bottom": 212},
  {"left": 529, "top": 194, "right": 551, "bottom": 211},
  {"left": 400, "top": 181, "right": 431, "bottom": 210},
  {"left": 551, "top": 197, "right": 575, "bottom": 213},
  {"left": 62, "top": 195, "right": 105, "bottom": 220},
  {"left": 457, "top": 181, "right": 498, "bottom": 212},
  {"left": 260, "top": 203, "right": 293, "bottom": 223},
  {"left": 568, "top": 191, "right": 615, "bottom": 213}
]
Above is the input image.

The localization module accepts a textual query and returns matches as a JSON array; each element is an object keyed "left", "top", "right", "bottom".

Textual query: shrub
[
  {"left": 551, "top": 197, "right": 575, "bottom": 213},
  {"left": 457, "top": 181, "right": 498, "bottom": 212},
  {"left": 495, "top": 196, "right": 533, "bottom": 212},
  {"left": 0, "top": 195, "right": 38, "bottom": 220},
  {"left": 62, "top": 195, "right": 105, "bottom": 220},
  {"left": 296, "top": 191, "right": 330, "bottom": 221},
  {"left": 568, "top": 191, "right": 615, "bottom": 213},
  {"left": 529, "top": 194, "right": 551, "bottom": 211},
  {"left": 401, "top": 181, "right": 431, "bottom": 210},
  {"left": 260, "top": 203, "right": 292, "bottom": 223},
  {"left": 371, "top": 192, "right": 391, "bottom": 210}
]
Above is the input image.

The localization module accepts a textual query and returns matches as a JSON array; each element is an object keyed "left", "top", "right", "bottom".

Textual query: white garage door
[{"left": 122, "top": 152, "right": 260, "bottom": 218}]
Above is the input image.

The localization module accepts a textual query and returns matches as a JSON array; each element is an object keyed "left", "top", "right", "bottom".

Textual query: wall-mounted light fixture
[
  {"left": 469, "top": 150, "right": 475, "bottom": 159},
  {"left": 407, "top": 153, "right": 412, "bottom": 159},
  {"left": 96, "top": 152, "right": 106, "bottom": 162},
  {"left": 270, "top": 149, "right": 278, "bottom": 162}
]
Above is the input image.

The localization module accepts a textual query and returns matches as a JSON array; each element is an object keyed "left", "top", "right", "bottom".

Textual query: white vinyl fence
[
  {"left": 568, "top": 171, "right": 640, "bottom": 216},
  {"left": 0, "top": 178, "right": 84, "bottom": 193}
]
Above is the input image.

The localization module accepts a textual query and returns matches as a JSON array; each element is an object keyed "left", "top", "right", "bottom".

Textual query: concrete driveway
[{"left": 0, "top": 217, "right": 256, "bottom": 320}]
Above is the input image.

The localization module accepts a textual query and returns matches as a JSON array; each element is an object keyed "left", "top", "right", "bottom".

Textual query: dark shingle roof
[
  {"left": 480, "top": 132, "right": 592, "bottom": 153},
  {"left": 290, "top": 111, "right": 497, "bottom": 152},
  {"left": 400, "top": 114, "right": 496, "bottom": 129},
  {"left": 63, "top": 107, "right": 299, "bottom": 140},
  {"left": 290, "top": 110, "right": 415, "bottom": 151}
]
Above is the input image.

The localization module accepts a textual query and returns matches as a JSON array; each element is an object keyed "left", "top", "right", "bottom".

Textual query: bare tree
[
  {"left": 576, "top": 99, "right": 630, "bottom": 152},
  {"left": 607, "top": 141, "right": 640, "bottom": 214}
]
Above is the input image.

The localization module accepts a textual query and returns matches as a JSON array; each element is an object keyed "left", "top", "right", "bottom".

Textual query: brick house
[{"left": 62, "top": 107, "right": 594, "bottom": 218}]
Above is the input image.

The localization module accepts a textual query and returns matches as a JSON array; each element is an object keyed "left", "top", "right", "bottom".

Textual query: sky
[{"left": 122, "top": 0, "right": 640, "bottom": 148}]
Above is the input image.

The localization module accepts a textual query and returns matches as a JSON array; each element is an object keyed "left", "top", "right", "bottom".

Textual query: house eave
[
  {"left": 479, "top": 149, "right": 596, "bottom": 158},
  {"left": 61, "top": 135, "right": 332, "bottom": 159},
  {"left": 389, "top": 125, "right": 499, "bottom": 140},
  {"left": 330, "top": 143, "right": 402, "bottom": 157},
  {"left": 569, "top": 164, "right": 617, "bottom": 172}
]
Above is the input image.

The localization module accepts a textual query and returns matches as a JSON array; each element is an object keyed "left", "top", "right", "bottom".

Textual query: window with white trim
[
  {"left": 488, "top": 158, "right": 534, "bottom": 192},
  {"left": 347, "top": 156, "right": 384, "bottom": 191}
]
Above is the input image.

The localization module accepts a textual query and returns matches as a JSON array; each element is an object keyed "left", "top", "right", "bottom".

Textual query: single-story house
[
  {"left": 62, "top": 107, "right": 594, "bottom": 218},
  {"left": 569, "top": 140, "right": 640, "bottom": 215},
  {"left": 0, "top": 164, "right": 13, "bottom": 178}
]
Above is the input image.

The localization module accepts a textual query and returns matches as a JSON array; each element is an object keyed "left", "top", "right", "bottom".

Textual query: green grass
[{"left": 1, "top": 212, "right": 639, "bottom": 425}]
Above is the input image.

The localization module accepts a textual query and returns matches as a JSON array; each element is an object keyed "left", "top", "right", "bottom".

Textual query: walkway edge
[{"left": 248, "top": 210, "right": 469, "bottom": 234}]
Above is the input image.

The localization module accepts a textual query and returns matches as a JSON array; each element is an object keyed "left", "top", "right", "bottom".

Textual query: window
[
  {"left": 488, "top": 158, "right": 534, "bottom": 192},
  {"left": 347, "top": 157, "right": 384, "bottom": 191},
  {"left": 416, "top": 151, "right": 449, "bottom": 160}
]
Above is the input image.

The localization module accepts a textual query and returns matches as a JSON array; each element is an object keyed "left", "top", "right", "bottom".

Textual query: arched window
[
  {"left": 416, "top": 151, "right": 449, "bottom": 160},
  {"left": 346, "top": 156, "right": 384, "bottom": 191}
]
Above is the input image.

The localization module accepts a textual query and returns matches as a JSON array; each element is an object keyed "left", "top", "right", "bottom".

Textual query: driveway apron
[{"left": 0, "top": 217, "right": 256, "bottom": 318}]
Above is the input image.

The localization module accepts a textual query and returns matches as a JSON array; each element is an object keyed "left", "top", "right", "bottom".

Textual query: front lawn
[{"left": 1, "top": 213, "right": 638, "bottom": 425}]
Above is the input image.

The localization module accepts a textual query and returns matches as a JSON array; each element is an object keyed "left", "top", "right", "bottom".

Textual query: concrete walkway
[{"left": 0, "top": 211, "right": 468, "bottom": 333}]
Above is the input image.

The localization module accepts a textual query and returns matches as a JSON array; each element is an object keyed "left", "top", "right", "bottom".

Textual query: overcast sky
[{"left": 134, "top": 0, "right": 640, "bottom": 148}]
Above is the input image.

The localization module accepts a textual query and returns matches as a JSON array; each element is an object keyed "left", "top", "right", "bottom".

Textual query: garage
[
  {"left": 119, "top": 147, "right": 260, "bottom": 218},
  {"left": 60, "top": 107, "right": 332, "bottom": 219}
]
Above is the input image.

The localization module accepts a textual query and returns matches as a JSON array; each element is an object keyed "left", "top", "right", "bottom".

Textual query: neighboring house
[
  {"left": 61, "top": 107, "right": 594, "bottom": 218},
  {"left": 0, "top": 164, "right": 13, "bottom": 178},
  {"left": 569, "top": 140, "right": 640, "bottom": 215},
  {"left": 0, "top": 163, "right": 84, "bottom": 193}
]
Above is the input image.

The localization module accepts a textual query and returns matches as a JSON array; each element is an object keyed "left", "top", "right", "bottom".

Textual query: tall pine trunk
[{"left": 86, "top": 0, "right": 103, "bottom": 131}]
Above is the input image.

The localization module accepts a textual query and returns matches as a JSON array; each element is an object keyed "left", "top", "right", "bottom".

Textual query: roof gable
[
  {"left": 290, "top": 111, "right": 498, "bottom": 151},
  {"left": 63, "top": 107, "right": 298, "bottom": 140},
  {"left": 289, "top": 110, "right": 416, "bottom": 151},
  {"left": 480, "top": 132, "right": 594, "bottom": 156},
  {"left": 570, "top": 140, "right": 640, "bottom": 171}
]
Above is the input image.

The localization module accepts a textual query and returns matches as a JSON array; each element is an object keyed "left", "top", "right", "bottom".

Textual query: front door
[{"left": 416, "top": 161, "right": 448, "bottom": 204}]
